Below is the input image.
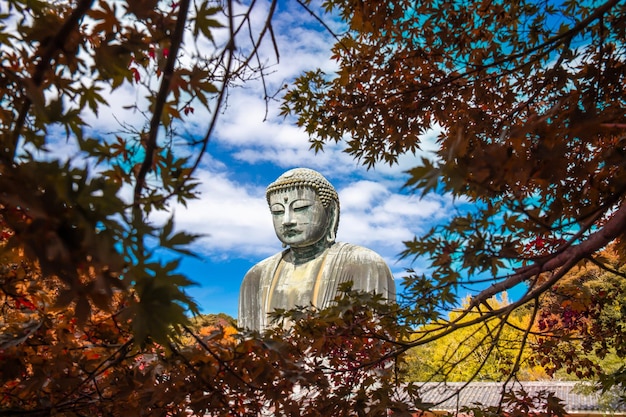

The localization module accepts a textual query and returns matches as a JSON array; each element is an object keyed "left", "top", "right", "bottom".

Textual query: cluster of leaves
[
  {"left": 3, "top": 0, "right": 626, "bottom": 414},
  {"left": 531, "top": 246, "right": 626, "bottom": 401},
  {"left": 394, "top": 246, "right": 626, "bottom": 415},
  {"left": 459, "top": 388, "right": 568, "bottom": 417},
  {"left": 0, "top": 249, "right": 237, "bottom": 416},
  {"left": 257, "top": 288, "right": 422, "bottom": 417},
  {"left": 0, "top": 233, "right": 137, "bottom": 415},
  {"left": 1, "top": 260, "right": 427, "bottom": 417},
  {"left": 0, "top": 0, "right": 439, "bottom": 415}
]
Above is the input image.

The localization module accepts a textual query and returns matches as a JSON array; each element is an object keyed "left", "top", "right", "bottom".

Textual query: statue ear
[{"left": 326, "top": 202, "right": 339, "bottom": 243}]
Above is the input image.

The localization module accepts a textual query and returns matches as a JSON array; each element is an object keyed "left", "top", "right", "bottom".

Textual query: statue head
[{"left": 266, "top": 168, "right": 340, "bottom": 249}]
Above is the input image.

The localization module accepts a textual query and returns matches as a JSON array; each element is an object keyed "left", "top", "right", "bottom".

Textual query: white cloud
[
  {"left": 164, "top": 167, "right": 282, "bottom": 260},
  {"left": 339, "top": 180, "right": 388, "bottom": 210},
  {"left": 379, "top": 193, "right": 446, "bottom": 220},
  {"left": 215, "top": 102, "right": 307, "bottom": 148},
  {"left": 329, "top": 179, "right": 453, "bottom": 269}
]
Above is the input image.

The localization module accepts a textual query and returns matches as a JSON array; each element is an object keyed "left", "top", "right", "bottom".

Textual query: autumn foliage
[{"left": 532, "top": 246, "right": 626, "bottom": 385}]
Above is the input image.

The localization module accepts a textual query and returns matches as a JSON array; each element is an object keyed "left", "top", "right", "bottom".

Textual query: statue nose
[{"left": 282, "top": 209, "right": 296, "bottom": 226}]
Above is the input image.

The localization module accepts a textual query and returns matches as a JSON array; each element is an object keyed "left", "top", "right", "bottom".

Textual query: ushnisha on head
[{"left": 266, "top": 168, "right": 340, "bottom": 247}]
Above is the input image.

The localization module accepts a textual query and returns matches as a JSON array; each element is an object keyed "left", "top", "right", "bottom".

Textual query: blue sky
[{"left": 35, "top": 1, "right": 461, "bottom": 319}]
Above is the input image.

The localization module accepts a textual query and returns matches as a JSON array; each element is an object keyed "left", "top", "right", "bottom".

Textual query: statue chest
[{"left": 266, "top": 256, "right": 327, "bottom": 312}]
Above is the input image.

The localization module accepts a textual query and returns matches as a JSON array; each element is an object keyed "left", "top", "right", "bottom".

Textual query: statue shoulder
[
  {"left": 331, "top": 241, "right": 389, "bottom": 265},
  {"left": 327, "top": 242, "right": 395, "bottom": 300}
]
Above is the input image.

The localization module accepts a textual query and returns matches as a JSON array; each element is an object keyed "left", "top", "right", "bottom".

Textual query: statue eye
[
  {"left": 270, "top": 204, "right": 285, "bottom": 215},
  {"left": 293, "top": 201, "right": 312, "bottom": 211}
]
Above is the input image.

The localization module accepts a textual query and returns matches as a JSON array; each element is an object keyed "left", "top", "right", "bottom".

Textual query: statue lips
[{"left": 282, "top": 228, "right": 300, "bottom": 237}]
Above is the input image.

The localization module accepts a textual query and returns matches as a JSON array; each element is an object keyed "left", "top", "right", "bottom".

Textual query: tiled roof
[{"left": 416, "top": 381, "right": 626, "bottom": 415}]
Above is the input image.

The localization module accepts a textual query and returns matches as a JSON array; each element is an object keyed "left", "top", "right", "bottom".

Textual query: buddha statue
[{"left": 238, "top": 168, "right": 395, "bottom": 331}]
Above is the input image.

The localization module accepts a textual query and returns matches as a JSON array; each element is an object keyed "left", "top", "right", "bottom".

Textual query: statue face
[{"left": 268, "top": 187, "right": 329, "bottom": 248}]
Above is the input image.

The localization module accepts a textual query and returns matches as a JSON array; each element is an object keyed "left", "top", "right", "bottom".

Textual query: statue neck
[{"left": 288, "top": 239, "right": 332, "bottom": 264}]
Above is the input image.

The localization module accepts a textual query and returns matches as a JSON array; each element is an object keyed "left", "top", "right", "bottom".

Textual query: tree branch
[
  {"left": 182, "top": 324, "right": 261, "bottom": 391},
  {"left": 132, "top": 0, "right": 191, "bottom": 208},
  {"left": 396, "top": 203, "right": 626, "bottom": 350},
  {"left": 469, "top": 200, "right": 626, "bottom": 310}
]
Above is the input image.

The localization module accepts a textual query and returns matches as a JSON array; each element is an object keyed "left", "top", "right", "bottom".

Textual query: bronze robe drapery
[{"left": 238, "top": 242, "right": 395, "bottom": 331}]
